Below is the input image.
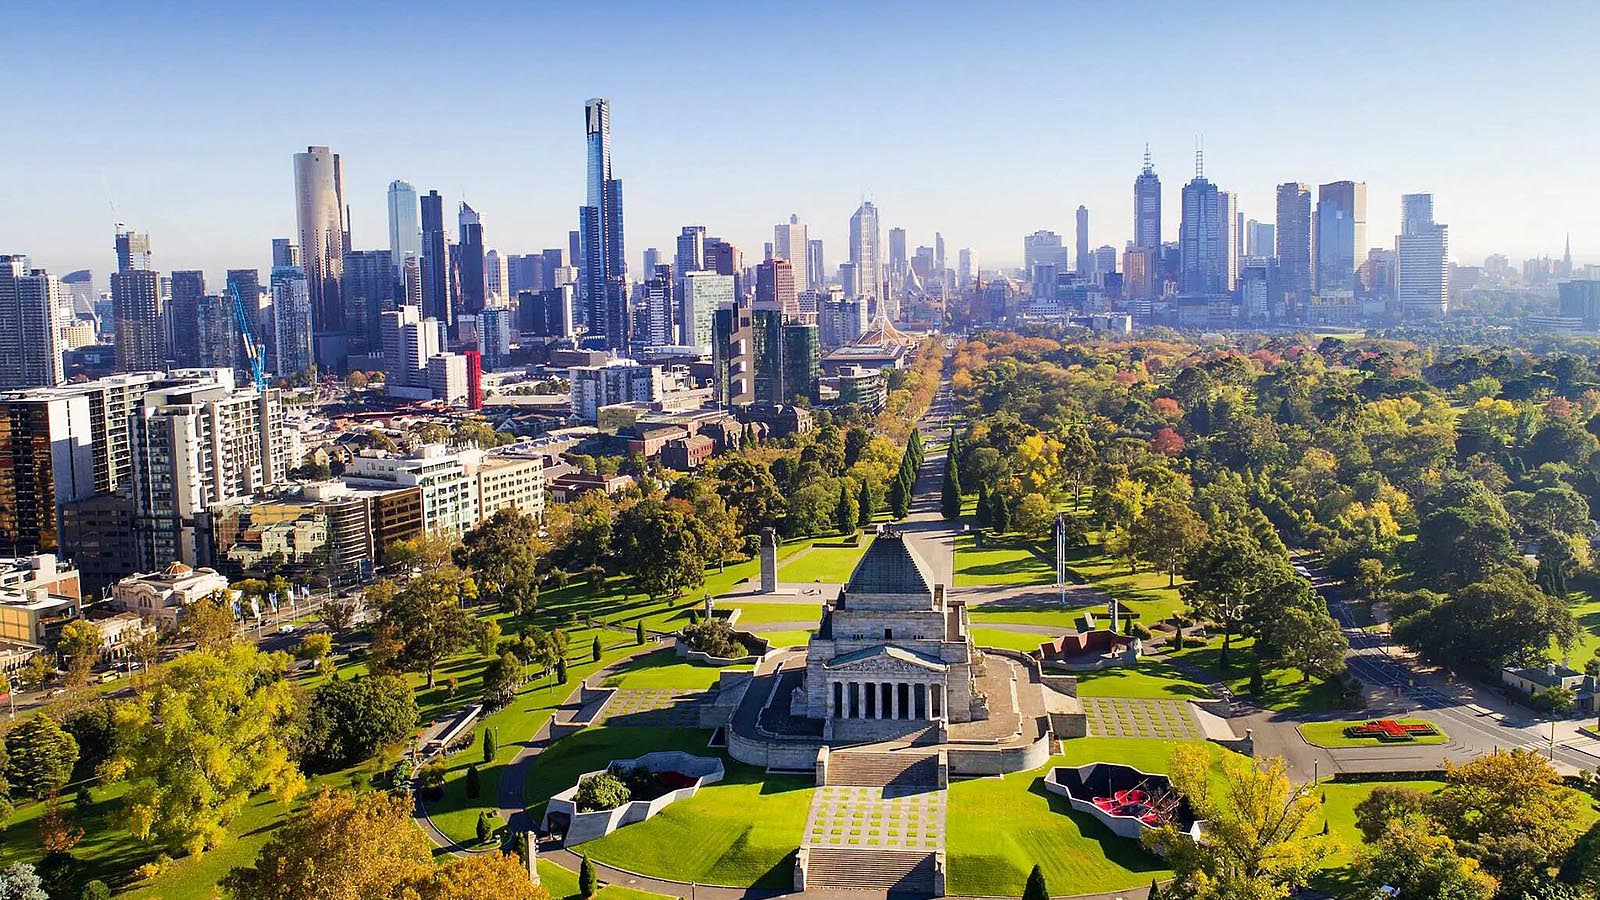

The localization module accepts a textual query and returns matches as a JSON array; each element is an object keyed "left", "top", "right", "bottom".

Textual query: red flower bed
[{"left": 1343, "top": 719, "right": 1438, "bottom": 742}]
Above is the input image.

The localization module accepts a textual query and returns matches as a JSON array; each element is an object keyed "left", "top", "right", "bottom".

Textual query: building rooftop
[{"left": 846, "top": 531, "right": 935, "bottom": 597}]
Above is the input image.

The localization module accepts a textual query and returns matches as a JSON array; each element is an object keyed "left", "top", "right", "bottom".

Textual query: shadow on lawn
[{"left": 1024, "top": 777, "right": 1168, "bottom": 874}]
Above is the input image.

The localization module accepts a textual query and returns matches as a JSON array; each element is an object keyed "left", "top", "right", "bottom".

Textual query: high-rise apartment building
[
  {"left": 1075, "top": 206, "right": 1090, "bottom": 276},
  {"left": 270, "top": 266, "right": 313, "bottom": 377},
  {"left": 457, "top": 202, "right": 486, "bottom": 315},
  {"left": 774, "top": 215, "right": 811, "bottom": 292},
  {"left": 341, "top": 249, "right": 395, "bottom": 358},
  {"left": 270, "top": 238, "right": 298, "bottom": 269},
  {"left": 641, "top": 265, "right": 676, "bottom": 346},
  {"left": 887, "top": 227, "right": 908, "bottom": 281},
  {"left": 1217, "top": 192, "right": 1239, "bottom": 291},
  {"left": 387, "top": 180, "right": 421, "bottom": 276},
  {"left": 478, "top": 305, "right": 512, "bottom": 371},
  {"left": 682, "top": 271, "right": 734, "bottom": 353},
  {"left": 1133, "top": 147, "right": 1161, "bottom": 250},
  {"left": 848, "top": 202, "right": 881, "bottom": 298},
  {"left": 579, "top": 98, "right": 627, "bottom": 349},
  {"left": 168, "top": 270, "right": 206, "bottom": 367},
  {"left": 420, "top": 190, "right": 451, "bottom": 326},
  {"left": 712, "top": 297, "right": 753, "bottom": 407},
  {"left": 380, "top": 305, "right": 444, "bottom": 390},
  {"left": 1, "top": 256, "right": 65, "bottom": 388},
  {"left": 1315, "top": 180, "right": 1367, "bottom": 292},
  {"left": 292, "top": 146, "right": 348, "bottom": 368},
  {"left": 1023, "top": 231, "right": 1069, "bottom": 278},
  {"left": 112, "top": 228, "right": 163, "bottom": 373},
  {"left": 484, "top": 250, "right": 506, "bottom": 301},
  {"left": 1396, "top": 193, "right": 1449, "bottom": 317},
  {"left": 1245, "top": 220, "right": 1275, "bottom": 259},
  {"left": 755, "top": 257, "right": 797, "bottom": 317},
  {"left": 957, "top": 249, "right": 975, "bottom": 287}
]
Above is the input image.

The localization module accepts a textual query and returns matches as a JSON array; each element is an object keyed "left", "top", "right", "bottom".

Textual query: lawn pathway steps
[{"left": 800, "top": 749, "right": 945, "bottom": 893}]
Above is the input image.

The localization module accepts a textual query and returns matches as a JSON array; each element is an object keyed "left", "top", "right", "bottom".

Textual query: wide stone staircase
[
  {"left": 799, "top": 749, "right": 946, "bottom": 894},
  {"left": 825, "top": 750, "right": 941, "bottom": 788}
]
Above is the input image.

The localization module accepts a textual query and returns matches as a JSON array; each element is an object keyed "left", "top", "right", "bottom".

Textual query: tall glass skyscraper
[
  {"left": 457, "top": 202, "right": 485, "bottom": 315},
  {"left": 387, "top": 180, "right": 421, "bottom": 277},
  {"left": 292, "top": 146, "right": 347, "bottom": 368},
  {"left": 1315, "top": 180, "right": 1367, "bottom": 292},
  {"left": 579, "top": 98, "right": 627, "bottom": 349},
  {"left": 1179, "top": 152, "right": 1223, "bottom": 295},
  {"left": 1133, "top": 146, "right": 1161, "bottom": 251},
  {"left": 848, "top": 201, "right": 880, "bottom": 300},
  {"left": 1275, "top": 182, "right": 1312, "bottom": 307},
  {"left": 419, "top": 190, "right": 450, "bottom": 327}
]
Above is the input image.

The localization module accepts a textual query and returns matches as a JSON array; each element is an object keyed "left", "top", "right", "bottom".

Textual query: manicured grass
[
  {"left": 953, "top": 533, "right": 1057, "bottom": 586},
  {"left": 778, "top": 539, "right": 870, "bottom": 584},
  {"left": 1074, "top": 660, "right": 1213, "bottom": 700},
  {"left": 968, "top": 607, "right": 1088, "bottom": 630},
  {"left": 524, "top": 727, "right": 811, "bottom": 889},
  {"left": 971, "top": 629, "right": 1053, "bottom": 653},
  {"left": 1561, "top": 589, "right": 1600, "bottom": 664},
  {"left": 602, "top": 648, "right": 746, "bottom": 690},
  {"left": 538, "top": 860, "right": 676, "bottom": 900},
  {"left": 1063, "top": 542, "right": 1186, "bottom": 626},
  {"left": 724, "top": 602, "right": 822, "bottom": 625},
  {"left": 1298, "top": 719, "right": 1448, "bottom": 749},
  {"left": 947, "top": 738, "right": 1231, "bottom": 896},
  {"left": 1169, "top": 636, "right": 1342, "bottom": 714},
  {"left": 751, "top": 629, "right": 814, "bottom": 647}
]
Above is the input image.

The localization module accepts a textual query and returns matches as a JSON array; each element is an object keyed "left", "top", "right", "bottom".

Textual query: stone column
[
  {"left": 758, "top": 527, "right": 778, "bottom": 593},
  {"left": 827, "top": 681, "right": 837, "bottom": 720}
]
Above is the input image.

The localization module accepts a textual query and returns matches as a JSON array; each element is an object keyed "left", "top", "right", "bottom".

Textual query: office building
[
  {"left": 957, "top": 249, "right": 975, "bottom": 287},
  {"left": 681, "top": 270, "right": 734, "bottom": 353},
  {"left": 1275, "top": 183, "right": 1312, "bottom": 305},
  {"left": 269, "top": 238, "right": 298, "bottom": 269},
  {"left": 168, "top": 270, "right": 206, "bottom": 367},
  {"left": 419, "top": 190, "right": 451, "bottom": 326},
  {"left": 676, "top": 226, "right": 706, "bottom": 274},
  {"left": 1217, "top": 191, "right": 1239, "bottom": 291},
  {"left": 713, "top": 297, "right": 754, "bottom": 407},
  {"left": 808, "top": 239, "right": 825, "bottom": 289},
  {"left": 568, "top": 359, "right": 663, "bottom": 421},
  {"left": 641, "top": 265, "right": 676, "bottom": 346},
  {"left": 782, "top": 322, "right": 820, "bottom": 403},
  {"left": 341, "top": 249, "right": 395, "bottom": 358},
  {"left": 1023, "top": 231, "right": 1069, "bottom": 279},
  {"left": 427, "top": 353, "right": 470, "bottom": 406},
  {"left": 848, "top": 202, "right": 881, "bottom": 298},
  {"left": 1396, "top": 193, "right": 1449, "bottom": 317},
  {"left": 519, "top": 286, "right": 574, "bottom": 338},
  {"left": 270, "top": 266, "right": 313, "bottom": 377},
  {"left": 775, "top": 215, "right": 811, "bottom": 291},
  {"left": 1, "top": 257, "right": 65, "bottom": 388},
  {"left": 1179, "top": 155, "right": 1224, "bottom": 295},
  {"left": 1246, "top": 220, "right": 1275, "bottom": 258},
  {"left": 457, "top": 202, "right": 486, "bottom": 316},
  {"left": 387, "top": 180, "right": 421, "bottom": 277},
  {"left": 888, "top": 227, "right": 908, "bottom": 280},
  {"left": 483, "top": 250, "right": 506, "bottom": 302},
  {"left": 1315, "top": 180, "right": 1367, "bottom": 292},
  {"left": 506, "top": 253, "right": 540, "bottom": 296},
  {"left": 196, "top": 290, "right": 236, "bottom": 372},
  {"left": 579, "top": 98, "right": 627, "bottom": 349},
  {"left": 756, "top": 257, "right": 797, "bottom": 317},
  {"left": 380, "top": 305, "right": 443, "bottom": 390},
  {"left": 478, "top": 305, "right": 512, "bottom": 371},
  {"left": 1075, "top": 206, "right": 1090, "bottom": 276},
  {"left": 112, "top": 228, "right": 163, "bottom": 373},
  {"left": 1133, "top": 146, "right": 1161, "bottom": 250},
  {"left": 292, "top": 146, "right": 348, "bottom": 368},
  {"left": 344, "top": 445, "right": 478, "bottom": 540},
  {"left": 1558, "top": 281, "right": 1600, "bottom": 327}
]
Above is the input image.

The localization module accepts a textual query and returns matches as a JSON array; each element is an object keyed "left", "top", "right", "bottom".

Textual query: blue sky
[{"left": 3, "top": 0, "right": 1596, "bottom": 281}]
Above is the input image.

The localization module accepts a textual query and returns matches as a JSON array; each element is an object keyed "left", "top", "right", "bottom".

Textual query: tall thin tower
[
  {"left": 293, "top": 146, "right": 348, "bottom": 368},
  {"left": 579, "top": 98, "right": 627, "bottom": 348},
  {"left": 387, "top": 180, "right": 421, "bottom": 277},
  {"left": 1133, "top": 146, "right": 1161, "bottom": 250}
]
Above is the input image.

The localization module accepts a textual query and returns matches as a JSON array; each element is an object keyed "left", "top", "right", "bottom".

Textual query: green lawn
[
  {"left": 524, "top": 727, "right": 810, "bottom": 889},
  {"left": 1561, "top": 589, "right": 1600, "bottom": 664},
  {"left": 1063, "top": 542, "right": 1186, "bottom": 626},
  {"left": 724, "top": 602, "right": 822, "bottom": 625},
  {"left": 971, "top": 629, "right": 1052, "bottom": 653},
  {"left": 968, "top": 607, "right": 1088, "bottom": 630},
  {"left": 1169, "top": 635, "right": 1342, "bottom": 714},
  {"left": 751, "top": 629, "right": 814, "bottom": 647},
  {"left": 601, "top": 648, "right": 746, "bottom": 690},
  {"left": 778, "top": 539, "right": 870, "bottom": 584},
  {"left": 1298, "top": 719, "right": 1448, "bottom": 749},
  {"left": 953, "top": 534, "right": 1057, "bottom": 586},
  {"left": 1073, "top": 660, "right": 1213, "bottom": 700},
  {"left": 947, "top": 738, "right": 1232, "bottom": 896},
  {"left": 537, "top": 860, "right": 676, "bottom": 900}
]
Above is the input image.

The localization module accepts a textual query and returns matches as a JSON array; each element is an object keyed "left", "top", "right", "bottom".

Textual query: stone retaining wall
[{"left": 542, "top": 752, "right": 726, "bottom": 846}]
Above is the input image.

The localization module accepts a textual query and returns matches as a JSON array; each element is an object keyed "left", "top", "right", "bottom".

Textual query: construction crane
[{"left": 229, "top": 282, "right": 268, "bottom": 392}]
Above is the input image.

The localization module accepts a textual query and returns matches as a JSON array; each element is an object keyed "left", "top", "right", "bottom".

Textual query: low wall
[
  {"left": 542, "top": 752, "right": 726, "bottom": 846},
  {"left": 728, "top": 726, "right": 826, "bottom": 772},
  {"left": 1042, "top": 764, "right": 1204, "bottom": 844},
  {"left": 674, "top": 637, "right": 769, "bottom": 666},
  {"left": 945, "top": 730, "right": 1052, "bottom": 777}
]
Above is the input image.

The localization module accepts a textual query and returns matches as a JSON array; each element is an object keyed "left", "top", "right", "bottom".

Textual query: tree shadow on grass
[{"left": 1025, "top": 777, "right": 1168, "bottom": 874}]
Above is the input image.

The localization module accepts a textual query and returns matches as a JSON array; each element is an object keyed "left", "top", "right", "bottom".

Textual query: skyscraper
[
  {"left": 1217, "top": 192, "right": 1239, "bottom": 291},
  {"left": 0, "top": 256, "right": 65, "bottom": 388},
  {"left": 887, "top": 227, "right": 908, "bottom": 280},
  {"left": 387, "top": 180, "right": 421, "bottom": 276},
  {"left": 1315, "top": 180, "right": 1367, "bottom": 292},
  {"left": 756, "top": 257, "right": 797, "bottom": 317},
  {"left": 1179, "top": 152, "right": 1224, "bottom": 295},
  {"left": 848, "top": 202, "right": 880, "bottom": 299},
  {"left": 420, "top": 190, "right": 450, "bottom": 324},
  {"left": 807, "top": 239, "right": 825, "bottom": 290},
  {"left": 168, "top": 270, "right": 206, "bottom": 367},
  {"left": 642, "top": 264, "right": 675, "bottom": 346},
  {"left": 579, "top": 98, "right": 627, "bottom": 349},
  {"left": 958, "top": 249, "right": 975, "bottom": 287},
  {"left": 112, "top": 227, "right": 162, "bottom": 372},
  {"left": 676, "top": 226, "right": 706, "bottom": 274},
  {"left": 1245, "top": 220, "right": 1275, "bottom": 258},
  {"left": 682, "top": 270, "right": 734, "bottom": 353},
  {"left": 292, "top": 146, "right": 348, "bottom": 368},
  {"left": 485, "top": 249, "right": 507, "bottom": 301},
  {"left": 1075, "top": 206, "right": 1090, "bottom": 276},
  {"left": 774, "top": 215, "right": 811, "bottom": 291},
  {"left": 1023, "top": 231, "right": 1069, "bottom": 276},
  {"left": 271, "top": 266, "right": 313, "bottom": 377},
  {"left": 1133, "top": 146, "right": 1161, "bottom": 250},
  {"left": 1396, "top": 193, "right": 1449, "bottom": 317},
  {"left": 271, "top": 238, "right": 298, "bottom": 269},
  {"left": 457, "top": 202, "right": 486, "bottom": 315},
  {"left": 1275, "top": 183, "right": 1312, "bottom": 305},
  {"left": 341, "top": 249, "right": 395, "bottom": 357}
]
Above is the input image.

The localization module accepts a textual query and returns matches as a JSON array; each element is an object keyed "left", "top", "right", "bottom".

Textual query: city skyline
[{"left": 4, "top": 2, "right": 1598, "bottom": 279}]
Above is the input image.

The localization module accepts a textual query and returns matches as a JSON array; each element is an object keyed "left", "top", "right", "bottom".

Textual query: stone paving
[
  {"left": 803, "top": 784, "right": 947, "bottom": 851},
  {"left": 598, "top": 688, "right": 713, "bottom": 727},
  {"left": 1084, "top": 697, "right": 1203, "bottom": 740}
]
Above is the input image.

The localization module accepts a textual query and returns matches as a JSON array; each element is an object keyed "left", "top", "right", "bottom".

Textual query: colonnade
[{"left": 828, "top": 679, "right": 944, "bottom": 721}]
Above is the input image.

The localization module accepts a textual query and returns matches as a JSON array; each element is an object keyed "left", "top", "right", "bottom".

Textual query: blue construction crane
[{"left": 228, "top": 282, "right": 268, "bottom": 392}]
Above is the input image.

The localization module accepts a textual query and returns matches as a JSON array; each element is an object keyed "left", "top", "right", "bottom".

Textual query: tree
[
  {"left": 483, "top": 728, "right": 497, "bottom": 763},
  {"left": 941, "top": 444, "right": 964, "bottom": 520},
  {"left": 1181, "top": 526, "right": 1290, "bottom": 670},
  {"left": 614, "top": 499, "right": 711, "bottom": 600},
  {"left": 1392, "top": 573, "right": 1577, "bottom": 672},
  {"left": 466, "top": 765, "right": 482, "bottom": 798},
  {"left": 0, "top": 864, "right": 46, "bottom": 900},
  {"left": 460, "top": 509, "right": 544, "bottom": 611},
  {"left": 1431, "top": 749, "right": 1586, "bottom": 888},
  {"left": 835, "top": 481, "right": 858, "bottom": 537},
  {"left": 1353, "top": 785, "right": 1432, "bottom": 842},
  {"left": 182, "top": 589, "right": 239, "bottom": 651},
  {"left": 591, "top": 636, "right": 602, "bottom": 662},
  {"left": 579, "top": 853, "right": 597, "bottom": 898},
  {"left": 1253, "top": 579, "right": 1348, "bottom": 682},
  {"left": 1131, "top": 498, "right": 1207, "bottom": 587},
  {"left": 635, "top": 620, "right": 646, "bottom": 645},
  {"left": 4, "top": 714, "right": 78, "bottom": 800},
  {"left": 475, "top": 810, "right": 493, "bottom": 843},
  {"left": 1351, "top": 557, "right": 1389, "bottom": 605},
  {"left": 296, "top": 632, "right": 333, "bottom": 666},
  {"left": 1413, "top": 505, "right": 1518, "bottom": 589},
  {"left": 1142, "top": 746, "right": 1338, "bottom": 899},
  {"left": 1021, "top": 864, "right": 1048, "bottom": 900},
  {"left": 57, "top": 619, "right": 103, "bottom": 686},
  {"left": 992, "top": 492, "right": 1011, "bottom": 534},
  {"left": 319, "top": 593, "right": 362, "bottom": 633},
  {"left": 1145, "top": 878, "right": 1160, "bottom": 900},
  {"left": 80, "top": 880, "right": 111, "bottom": 900},
  {"left": 107, "top": 644, "right": 305, "bottom": 856},
  {"left": 221, "top": 788, "right": 434, "bottom": 900},
  {"left": 416, "top": 851, "right": 550, "bottom": 900},
  {"left": 888, "top": 475, "right": 910, "bottom": 519},
  {"left": 857, "top": 477, "right": 875, "bottom": 527},
  {"left": 299, "top": 674, "right": 419, "bottom": 771},
  {"left": 480, "top": 621, "right": 502, "bottom": 659},
  {"left": 1358, "top": 816, "right": 1496, "bottom": 900},
  {"left": 379, "top": 568, "right": 475, "bottom": 687},
  {"left": 974, "top": 482, "right": 991, "bottom": 527},
  {"left": 1012, "top": 493, "right": 1055, "bottom": 539}
]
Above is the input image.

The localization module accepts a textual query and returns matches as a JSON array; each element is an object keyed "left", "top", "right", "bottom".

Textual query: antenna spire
[{"left": 1194, "top": 135, "right": 1204, "bottom": 179}]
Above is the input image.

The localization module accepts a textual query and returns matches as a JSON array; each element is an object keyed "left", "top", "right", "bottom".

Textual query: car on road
[
  {"left": 1292, "top": 563, "right": 1311, "bottom": 577},
  {"left": 279, "top": 623, "right": 296, "bottom": 634}
]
